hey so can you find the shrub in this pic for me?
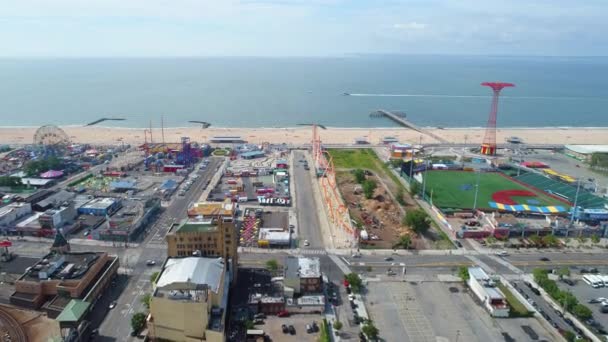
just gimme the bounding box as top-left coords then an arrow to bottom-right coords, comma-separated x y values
392,235 -> 412,250
362,180 -> 377,199
131,312 -> 147,333
353,169 -> 366,184
333,320 -> 343,330
404,209 -> 430,234
458,266 -> 469,282
572,304 -> 592,320
344,273 -> 363,293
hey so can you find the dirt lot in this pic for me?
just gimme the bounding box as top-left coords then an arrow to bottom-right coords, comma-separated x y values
336,171 -> 421,249
258,314 -> 323,342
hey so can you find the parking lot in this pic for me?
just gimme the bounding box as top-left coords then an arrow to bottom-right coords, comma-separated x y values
257,314 -> 322,342
556,274 -> 608,336
366,281 -> 560,342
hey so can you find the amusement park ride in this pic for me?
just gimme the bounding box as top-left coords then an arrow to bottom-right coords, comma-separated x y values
480,82 -> 515,156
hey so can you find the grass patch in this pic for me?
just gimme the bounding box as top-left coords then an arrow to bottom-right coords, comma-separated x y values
68,173 -> 93,187
328,149 -> 381,172
424,170 -> 565,210
497,282 -> 533,318
212,149 -> 228,156
320,319 -> 331,342
328,149 -> 406,193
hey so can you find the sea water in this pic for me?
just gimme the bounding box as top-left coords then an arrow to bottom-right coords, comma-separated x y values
0,55 -> 606,128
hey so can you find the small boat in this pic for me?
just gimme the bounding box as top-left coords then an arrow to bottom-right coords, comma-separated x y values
343,92 -> 351,96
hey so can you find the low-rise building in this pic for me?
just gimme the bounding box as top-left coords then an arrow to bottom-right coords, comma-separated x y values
38,204 -> 77,230
467,267 -> 509,318
148,257 -> 230,342
78,197 -> 121,216
187,200 -> 236,220
0,202 -> 32,230
10,250 -> 119,319
284,256 -> 322,295
257,228 -> 290,248
166,217 -> 238,281
32,190 -> 75,212
94,198 -> 160,241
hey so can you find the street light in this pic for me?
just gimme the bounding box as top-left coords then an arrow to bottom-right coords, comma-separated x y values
570,178 -> 582,223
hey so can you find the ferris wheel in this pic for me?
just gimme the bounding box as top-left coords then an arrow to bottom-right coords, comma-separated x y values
33,125 -> 70,146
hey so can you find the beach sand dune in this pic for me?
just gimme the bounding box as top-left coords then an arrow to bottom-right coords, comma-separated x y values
0,126 -> 606,146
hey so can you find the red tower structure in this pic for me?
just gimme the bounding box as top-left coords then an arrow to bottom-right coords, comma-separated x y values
480,82 -> 515,155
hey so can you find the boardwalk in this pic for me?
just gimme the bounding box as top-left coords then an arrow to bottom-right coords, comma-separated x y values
372,110 -> 449,143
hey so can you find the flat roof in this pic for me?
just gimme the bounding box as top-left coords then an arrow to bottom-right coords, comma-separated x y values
156,257 -> 224,293
175,219 -> 219,233
81,197 -> 117,209
565,145 -> 608,154
187,201 -> 235,217
285,256 -> 320,279
468,267 -> 489,281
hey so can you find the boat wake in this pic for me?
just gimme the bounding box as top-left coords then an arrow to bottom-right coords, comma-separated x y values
347,93 -> 599,100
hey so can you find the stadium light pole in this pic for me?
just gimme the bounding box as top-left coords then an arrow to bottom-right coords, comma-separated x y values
472,170 -> 481,211
570,179 -> 581,223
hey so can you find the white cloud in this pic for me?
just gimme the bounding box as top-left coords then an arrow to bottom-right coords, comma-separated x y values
393,22 -> 427,30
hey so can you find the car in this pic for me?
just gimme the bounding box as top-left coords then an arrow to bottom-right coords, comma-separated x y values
454,240 -> 463,248
589,267 -> 599,274
277,310 -> 290,317
83,230 -> 90,236
109,301 -> 117,309
539,257 -> 550,262
130,331 -> 137,337
565,318 -> 574,326
312,321 -> 319,332
589,298 -> 601,304
306,324 -> 313,333
304,166 -> 310,170
303,240 -> 310,246
348,294 -> 355,301
580,268 -> 589,274
254,313 -> 266,319
91,329 -> 99,336
146,260 -> 156,266
289,224 -> 295,228
288,325 -> 296,335
352,252 -> 362,258
387,270 -> 396,276
253,318 -> 264,325
497,251 -> 509,257
384,257 -> 394,261
281,324 -> 289,334
562,278 -> 575,286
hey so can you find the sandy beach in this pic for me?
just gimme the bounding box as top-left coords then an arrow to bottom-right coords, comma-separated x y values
1,126 -> 606,146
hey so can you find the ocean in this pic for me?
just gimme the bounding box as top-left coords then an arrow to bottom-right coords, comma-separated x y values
0,56 -> 607,128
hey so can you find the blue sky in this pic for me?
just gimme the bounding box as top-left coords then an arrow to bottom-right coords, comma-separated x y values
1,0 -> 607,57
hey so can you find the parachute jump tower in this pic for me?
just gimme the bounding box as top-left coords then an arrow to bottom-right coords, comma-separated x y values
480,82 -> 514,155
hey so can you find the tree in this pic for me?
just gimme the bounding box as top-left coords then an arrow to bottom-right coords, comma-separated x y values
591,234 -> 600,244
344,273 -> 363,293
572,304 -> 593,320
557,267 -> 571,279
409,181 -> 421,196
333,320 -> 343,330
244,320 -> 255,329
265,259 -> 279,273
559,291 -> 578,312
362,180 -> 377,199
564,330 -> 576,342
458,266 -> 470,282
542,234 -> 559,247
141,294 -> 151,310
404,209 -> 430,234
150,272 -> 160,284
131,312 -> 147,333
0,176 -> 22,187
24,156 -> 63,177
353,169 -> 366,184
361,320 -> 379,339
392,235 -> 412,250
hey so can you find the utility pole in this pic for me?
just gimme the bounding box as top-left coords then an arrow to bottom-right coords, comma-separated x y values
161,115 -> 165,144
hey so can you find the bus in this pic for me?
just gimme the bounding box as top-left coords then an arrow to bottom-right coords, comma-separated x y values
583,275 -> 602,288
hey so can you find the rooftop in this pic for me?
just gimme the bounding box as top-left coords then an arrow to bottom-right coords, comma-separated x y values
565,145 -> 608,154
35,190 -> 75,209
175,218 -> 219,234
55,299 -> 90,323
22,252 -> 104,282
285,256 -> 320,279
156,257 -> 224,293
81,197 -> 117,209
187,200 -> 235,218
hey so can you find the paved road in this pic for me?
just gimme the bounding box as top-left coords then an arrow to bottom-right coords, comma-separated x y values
97,157 -> 224,341
292,151 -> 324,248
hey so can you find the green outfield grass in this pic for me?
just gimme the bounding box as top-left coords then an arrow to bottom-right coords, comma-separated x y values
423,171 -> 566,210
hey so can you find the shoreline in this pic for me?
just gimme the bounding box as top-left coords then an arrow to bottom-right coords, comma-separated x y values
1,125 -> 608,130
2,125 -> 607,146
